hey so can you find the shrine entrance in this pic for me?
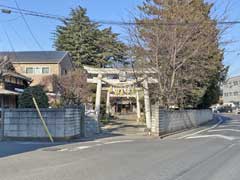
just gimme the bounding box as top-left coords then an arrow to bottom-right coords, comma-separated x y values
113,97 -> 137,114
84,66 -> 152,133
105,86 -> 141,119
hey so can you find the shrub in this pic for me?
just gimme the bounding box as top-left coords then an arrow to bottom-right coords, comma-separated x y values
18,85 -> 49,108
56,70 -> 89,106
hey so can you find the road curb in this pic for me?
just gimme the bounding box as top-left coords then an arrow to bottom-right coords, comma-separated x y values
159,116 -> 223,139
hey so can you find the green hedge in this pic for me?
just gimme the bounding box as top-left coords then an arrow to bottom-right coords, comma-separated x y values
18,85 -> 49,108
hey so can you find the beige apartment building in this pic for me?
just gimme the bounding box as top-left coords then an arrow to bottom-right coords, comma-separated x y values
222,75 -> 240,106
0,51 -> 74,93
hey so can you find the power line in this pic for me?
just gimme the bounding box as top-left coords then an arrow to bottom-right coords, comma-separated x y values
0,24 -> 15,52
0,4 -> 62,20
1,3 -> 240,27
13,0 -> 44,50
9,23 -> 31,49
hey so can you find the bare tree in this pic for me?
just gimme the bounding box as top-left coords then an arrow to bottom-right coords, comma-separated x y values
58,70 -> 90,105
41,70 -> 89,106
128,0 -> 227,108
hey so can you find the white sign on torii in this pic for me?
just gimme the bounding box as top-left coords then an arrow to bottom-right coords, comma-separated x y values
83,66 -> 152,129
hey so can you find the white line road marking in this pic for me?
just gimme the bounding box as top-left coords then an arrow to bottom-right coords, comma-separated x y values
227,120 -> 240,122
208,129 -> 240,133
70,146 -> 91,152
103,140 -> 134,145
186,134 -> 236,141
227,121 -> 240,124
219,125 -> 240,128
95,143 -> 103,146
58,148 -> 69,152
76,146 -> 91,150
56,140 -> 135,152
178,116 -> 224,139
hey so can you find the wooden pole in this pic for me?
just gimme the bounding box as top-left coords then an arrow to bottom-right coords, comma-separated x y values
32,97 -> 54,143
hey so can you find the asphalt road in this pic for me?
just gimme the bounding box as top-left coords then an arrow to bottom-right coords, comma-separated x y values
1,114 -> 240,180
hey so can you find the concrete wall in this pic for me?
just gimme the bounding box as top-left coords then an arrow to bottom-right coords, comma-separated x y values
151,105 -> 213,135
84,110 -> 99,137
3,107 -> 87,140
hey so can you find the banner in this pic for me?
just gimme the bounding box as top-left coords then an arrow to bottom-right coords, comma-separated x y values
108,86 -> 136,96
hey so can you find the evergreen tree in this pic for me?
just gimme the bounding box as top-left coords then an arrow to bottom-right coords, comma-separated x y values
18,86 -> 49,108
54,7 -> 127,68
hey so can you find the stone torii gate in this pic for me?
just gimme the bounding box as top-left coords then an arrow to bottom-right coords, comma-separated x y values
83,66 -> 153,129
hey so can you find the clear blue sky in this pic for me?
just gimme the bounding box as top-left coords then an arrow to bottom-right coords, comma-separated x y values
0,0 -> 239,77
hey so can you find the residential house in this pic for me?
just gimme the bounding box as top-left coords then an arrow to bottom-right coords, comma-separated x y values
0,56 -> 31,108
0,51 -> 74,93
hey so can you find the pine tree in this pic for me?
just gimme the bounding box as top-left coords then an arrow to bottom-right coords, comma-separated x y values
54,7 -> 127,68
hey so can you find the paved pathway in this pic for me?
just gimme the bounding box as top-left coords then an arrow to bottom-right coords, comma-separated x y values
102,113 -> 146,135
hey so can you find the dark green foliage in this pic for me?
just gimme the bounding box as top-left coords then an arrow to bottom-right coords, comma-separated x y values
197,67 -> 228,108
54,6 -> 127,68
18,86 -> 49,108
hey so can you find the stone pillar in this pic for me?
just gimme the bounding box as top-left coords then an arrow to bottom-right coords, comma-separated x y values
95,73 -> 102,124
143,78 -> 151,129
151,103 -> 160,135
106,90 -> 110,116
136,91 -> 141,121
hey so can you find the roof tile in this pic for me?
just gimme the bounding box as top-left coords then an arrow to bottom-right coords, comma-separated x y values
0,51 -> 68,64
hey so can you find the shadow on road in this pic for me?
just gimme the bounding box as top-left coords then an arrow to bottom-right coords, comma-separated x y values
0,132 -> 125,158
0,141 -> 66,158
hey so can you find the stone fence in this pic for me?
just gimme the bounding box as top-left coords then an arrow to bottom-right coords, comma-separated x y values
1,107 -> 99,141
151,106 -> 213,135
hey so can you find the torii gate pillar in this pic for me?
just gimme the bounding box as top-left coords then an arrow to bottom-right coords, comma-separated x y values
143,78 -> 151,129
136,91 -> 141,121
106,90 -> 111,116
95,73 -> 102,124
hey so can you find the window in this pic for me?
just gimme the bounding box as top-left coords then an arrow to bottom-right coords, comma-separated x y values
34,67 -> 42,74
229,92 -> 233,96
0,82 -> 4,89
10,77 -> 16,84
25,67 -> 50,74
26,67 -> 33,74
42,67 -> 50,74
224,93 -> 228,97
234,92 -> 239,96
4,76 -> 10,82
16,79 -> 23,85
